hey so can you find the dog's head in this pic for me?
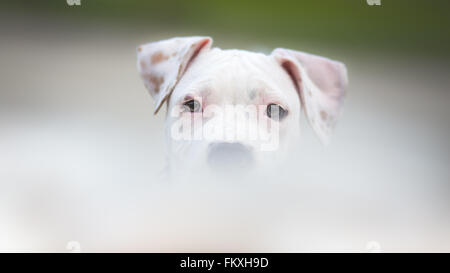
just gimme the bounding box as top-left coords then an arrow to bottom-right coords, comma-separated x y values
137,36 -> 348,176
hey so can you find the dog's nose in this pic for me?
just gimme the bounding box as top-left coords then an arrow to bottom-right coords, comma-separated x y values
207,142 -> 253,171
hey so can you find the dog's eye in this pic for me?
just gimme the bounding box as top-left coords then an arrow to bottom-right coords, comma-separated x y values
266,103 -> 288,120
183,99 -> 201,113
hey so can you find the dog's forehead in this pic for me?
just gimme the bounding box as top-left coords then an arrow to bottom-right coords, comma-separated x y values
172,48 -> 296,102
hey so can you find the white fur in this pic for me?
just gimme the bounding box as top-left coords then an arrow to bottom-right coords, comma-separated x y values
137,37 -> 348,178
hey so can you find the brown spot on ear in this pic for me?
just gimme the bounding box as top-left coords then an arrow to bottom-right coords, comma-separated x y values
137,46 -> 142,52
320,110 -> 328,121
151,51 -> 169,65
146,74 -> 164,92
140,60 -> 147,70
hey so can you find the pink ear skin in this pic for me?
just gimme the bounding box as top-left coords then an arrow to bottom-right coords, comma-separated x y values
271,48 -> 348,145
137,36 -> 213,114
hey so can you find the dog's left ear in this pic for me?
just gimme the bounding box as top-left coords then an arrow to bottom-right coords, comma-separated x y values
137,36 -> 213,114
271,48 -> 348,144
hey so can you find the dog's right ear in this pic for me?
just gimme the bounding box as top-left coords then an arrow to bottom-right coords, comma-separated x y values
137,36 -> 213,114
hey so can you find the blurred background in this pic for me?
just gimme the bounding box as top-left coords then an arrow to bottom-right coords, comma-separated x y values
0,0 -> 449,252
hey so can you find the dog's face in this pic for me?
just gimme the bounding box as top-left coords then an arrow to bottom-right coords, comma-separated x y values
137,37 -> 347,176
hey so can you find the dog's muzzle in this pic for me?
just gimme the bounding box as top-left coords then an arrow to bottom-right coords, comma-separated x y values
207,142 -> 253,172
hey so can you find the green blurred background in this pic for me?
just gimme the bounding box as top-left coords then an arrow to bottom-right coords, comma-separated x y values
3,0 -> 450,57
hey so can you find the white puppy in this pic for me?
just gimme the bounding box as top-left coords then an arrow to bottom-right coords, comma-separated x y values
137,36 -> 348,178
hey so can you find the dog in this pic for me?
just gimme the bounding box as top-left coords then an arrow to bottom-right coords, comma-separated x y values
137,36 -> 348,179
